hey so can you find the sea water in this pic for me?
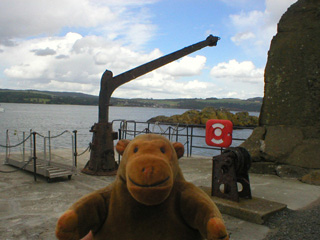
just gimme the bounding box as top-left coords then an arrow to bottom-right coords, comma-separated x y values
0,103 -> 259,156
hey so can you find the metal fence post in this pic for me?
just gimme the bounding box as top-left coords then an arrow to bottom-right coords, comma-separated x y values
30,129 -> 33,158
175,125 -> 179,142
190,126 -> 194,157
22,132 -> 25,162
44,134 -> 47,164
118,128 -> 122,140
186,126 -> 189,157
32,132 -> 37,181
73,130 -> 77,168
5,130 -> 9,163
147,122 -> 150,134
48,131 -> 51,166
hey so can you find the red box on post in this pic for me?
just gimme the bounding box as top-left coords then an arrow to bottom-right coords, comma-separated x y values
205,119 -> 233,148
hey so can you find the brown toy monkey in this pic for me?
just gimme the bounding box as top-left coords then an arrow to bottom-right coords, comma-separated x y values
56,134 -> 229,240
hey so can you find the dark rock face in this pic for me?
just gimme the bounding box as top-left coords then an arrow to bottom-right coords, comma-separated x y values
260,0 -> 320,128
242,0 -> 320,169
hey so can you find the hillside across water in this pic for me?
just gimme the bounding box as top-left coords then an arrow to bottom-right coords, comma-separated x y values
0,89 -> 262,112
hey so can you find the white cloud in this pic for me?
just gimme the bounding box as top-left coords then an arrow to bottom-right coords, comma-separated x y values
4,62 -> 47,79
1,29 -> 211,97
0,1 -> 111,40
0,0 -> 276,100
229,0 -> 297,57
231,10 -> 265,29
31,47 -> 57,56
0,0 -> 159,94
0,0 -> 157,48
231,32 -> 255,45
209,59 -> 264,99
110,55 -> 211,99
210,59 -> 264,83
265,0 -> 297,24
113,70 -> 260,100
110,57 -> 264,100
1,28 -> 264,99
160,55 -> 207,77
113,73 -> 217,99
35,80 -> 98,94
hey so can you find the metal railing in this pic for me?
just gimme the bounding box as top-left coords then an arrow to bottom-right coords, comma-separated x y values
112,120 -> 254,157
1,121 -> 254,180
0,130 -> 82,181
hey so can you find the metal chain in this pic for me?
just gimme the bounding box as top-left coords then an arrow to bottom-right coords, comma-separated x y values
47,130 -> 71,139
77,145 -> 90,156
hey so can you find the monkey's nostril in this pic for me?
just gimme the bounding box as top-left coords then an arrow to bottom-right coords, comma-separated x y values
142,166 -> 154,175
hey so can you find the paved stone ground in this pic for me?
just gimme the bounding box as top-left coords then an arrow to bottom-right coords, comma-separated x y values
0,150 -> 319,240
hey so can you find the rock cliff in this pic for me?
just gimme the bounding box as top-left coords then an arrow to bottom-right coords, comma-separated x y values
242,0 -> 320,169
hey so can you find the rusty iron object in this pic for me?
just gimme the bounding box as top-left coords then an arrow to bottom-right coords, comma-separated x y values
82,35 -> 220,176
211,147 -> 252,202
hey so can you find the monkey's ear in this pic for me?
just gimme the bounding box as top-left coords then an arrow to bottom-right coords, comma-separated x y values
172,142 -> 184,159
116,139 -> 131,156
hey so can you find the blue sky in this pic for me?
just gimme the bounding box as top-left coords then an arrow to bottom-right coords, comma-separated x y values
0,0 -> 297,99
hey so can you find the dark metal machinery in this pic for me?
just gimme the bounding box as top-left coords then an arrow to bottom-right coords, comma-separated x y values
212,147 -> 252,202
82,35 -> 220,175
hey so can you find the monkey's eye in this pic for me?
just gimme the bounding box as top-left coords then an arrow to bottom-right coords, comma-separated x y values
160,147 -> 166,153
133,147 -> 138,153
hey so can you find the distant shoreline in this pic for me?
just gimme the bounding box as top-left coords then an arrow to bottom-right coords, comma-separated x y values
0,89 -> 262,112
0,102 -> 261,114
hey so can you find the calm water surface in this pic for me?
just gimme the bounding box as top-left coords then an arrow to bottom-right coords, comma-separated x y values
0,103 -> 258,156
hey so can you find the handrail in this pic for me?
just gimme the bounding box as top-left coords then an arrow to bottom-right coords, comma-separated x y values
0,130 -> 83,181
112,119 -> 253,157
1,121 -> 253,177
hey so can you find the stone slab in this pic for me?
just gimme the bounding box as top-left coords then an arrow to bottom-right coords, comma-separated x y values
200,186 -> 287,225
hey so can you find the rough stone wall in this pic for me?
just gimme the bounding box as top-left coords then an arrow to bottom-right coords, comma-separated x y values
242,0 -> 320,169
